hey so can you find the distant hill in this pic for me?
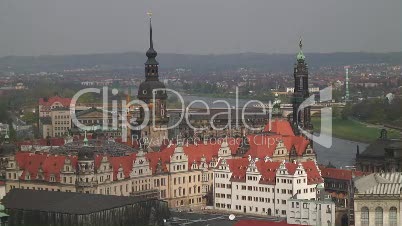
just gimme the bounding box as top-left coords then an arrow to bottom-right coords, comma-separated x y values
0,52 -> 401,73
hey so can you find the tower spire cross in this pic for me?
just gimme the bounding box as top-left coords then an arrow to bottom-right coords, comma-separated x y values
147,11 -> 153,49
299,36 -> 303,50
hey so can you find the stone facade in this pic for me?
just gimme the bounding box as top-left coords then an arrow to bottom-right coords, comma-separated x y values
354,173 -> 401,226
287,189 -> 336,226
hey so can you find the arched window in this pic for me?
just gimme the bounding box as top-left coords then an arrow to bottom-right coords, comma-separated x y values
389,207 -> 397,226
327,220 -> 331,226
361,207 -> 369,226
289,211 -> 295,218
375,207 -> 383,226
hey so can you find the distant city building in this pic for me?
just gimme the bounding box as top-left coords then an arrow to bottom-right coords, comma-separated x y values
81,81 -> 95,86
51,107 -> 72,137
354,173 -> 401,226
168,108 -> 268,140
38,96 -> 72,118
0,132 -> 17,180
39,117 -> 52,138
73,107 -> 121,130
0,181 -> 5,200
286,87 -> 319,93
38,96 -> 73,138
14,82 -> 26,90
0,124 -> 9,137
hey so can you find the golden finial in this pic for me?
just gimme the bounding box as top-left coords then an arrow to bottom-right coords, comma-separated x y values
299,36 -> 303,50
147,11 -> 153,19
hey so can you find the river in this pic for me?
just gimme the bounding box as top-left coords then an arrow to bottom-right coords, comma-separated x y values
313,135 -> 368,168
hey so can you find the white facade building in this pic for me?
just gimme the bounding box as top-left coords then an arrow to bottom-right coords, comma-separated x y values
287,185 -> 336,226
214,157 -> 323,218
286,87 -> 320,93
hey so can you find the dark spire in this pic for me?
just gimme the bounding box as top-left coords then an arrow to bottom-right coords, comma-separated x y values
149,14 -> 153,50
145,11 -> 158,63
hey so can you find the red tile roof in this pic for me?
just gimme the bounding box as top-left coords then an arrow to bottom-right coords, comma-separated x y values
225,158 -> 250,182
319,166 -> 369,181
146,138 -> 241,174
218,158 -> 323,185
15,151 -> 139,182
264,119 -> 295,136
17,137 -> 66,147
108,153 -> 137,180
16,152 -> 78,182
245,134 -> 310,158
39,96 -> 72,107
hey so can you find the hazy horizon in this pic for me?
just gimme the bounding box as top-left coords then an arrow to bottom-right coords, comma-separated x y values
2,50 -> 402,59
0,0 -> 401,57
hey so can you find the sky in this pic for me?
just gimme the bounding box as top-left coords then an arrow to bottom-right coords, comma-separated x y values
0,0 -> 401,57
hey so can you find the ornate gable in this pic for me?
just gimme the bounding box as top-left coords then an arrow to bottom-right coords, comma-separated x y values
169,142 -> 189,173
273,139 -> 288,156
130,150 -> 151,178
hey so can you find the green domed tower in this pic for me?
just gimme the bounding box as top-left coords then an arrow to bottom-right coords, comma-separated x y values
292,38 -> 312,133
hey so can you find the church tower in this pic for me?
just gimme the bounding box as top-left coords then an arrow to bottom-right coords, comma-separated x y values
136,12 -> 168,148
292,38 -> 311,133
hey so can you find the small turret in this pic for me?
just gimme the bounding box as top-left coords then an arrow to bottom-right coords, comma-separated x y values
296,37 -> 305,62
83,131 -> 89,147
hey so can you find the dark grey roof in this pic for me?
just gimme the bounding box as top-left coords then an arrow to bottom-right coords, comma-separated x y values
186,108 -> 268,121
51,106 -> 69,111
50,139 -> 136,157
75,107 -> 109,117
137,80 -> 167,100
360,139 -> 402,157
3,189 -> 153,215
0,143 -> 17,157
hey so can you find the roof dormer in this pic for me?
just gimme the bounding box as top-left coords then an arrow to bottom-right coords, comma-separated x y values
295,162 -> 306,175
246,158 -> 260,174
218,138 -> 231,158
277,160 -> 289,175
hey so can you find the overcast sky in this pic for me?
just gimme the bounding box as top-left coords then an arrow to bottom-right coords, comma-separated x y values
0,0 -> 401,57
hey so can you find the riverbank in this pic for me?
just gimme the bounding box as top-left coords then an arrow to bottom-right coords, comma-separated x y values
312,117 -> 401,143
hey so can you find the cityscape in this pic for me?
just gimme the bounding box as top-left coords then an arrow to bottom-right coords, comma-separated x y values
0,1 -> 401,226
